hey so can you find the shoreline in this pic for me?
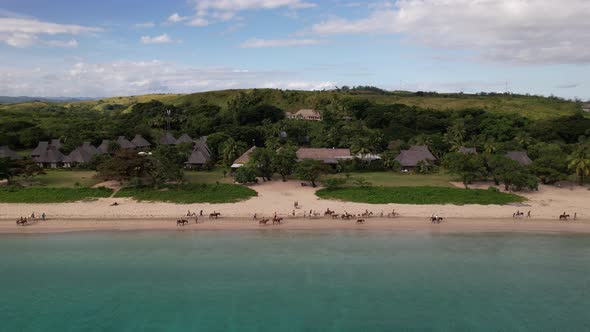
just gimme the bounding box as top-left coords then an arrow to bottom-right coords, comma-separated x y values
2,217 -> 590,235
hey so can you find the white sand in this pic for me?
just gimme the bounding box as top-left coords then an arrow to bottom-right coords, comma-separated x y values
0,181 -> 588,234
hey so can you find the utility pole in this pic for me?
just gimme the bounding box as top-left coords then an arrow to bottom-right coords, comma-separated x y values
166,109 -> 171,131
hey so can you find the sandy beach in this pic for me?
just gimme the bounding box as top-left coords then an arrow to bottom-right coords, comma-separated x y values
1,181 -> 589,234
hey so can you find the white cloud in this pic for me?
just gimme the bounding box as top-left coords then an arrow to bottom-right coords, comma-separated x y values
167,13 -> 189,23
310,0 -> 590,64
135,21 -> 155,28
240,38 -> 322,48
0,17 -> 102,48
0,60 -> 337,97
140,34 -> 173,44
45,39 -> 79,48
171,0 -> 316,27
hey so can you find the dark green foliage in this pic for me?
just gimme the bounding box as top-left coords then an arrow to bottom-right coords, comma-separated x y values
317,186 -> 524,205
0,158 -> 44,183
115,183 -> 256,203
295,159 -> 328,187
273,145 -> 298,181
248,147 -> 275,180
443,152 -> 487,187
235,166 -> 258,184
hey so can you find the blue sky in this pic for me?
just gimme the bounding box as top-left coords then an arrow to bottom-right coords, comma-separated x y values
0,0 -> 589,99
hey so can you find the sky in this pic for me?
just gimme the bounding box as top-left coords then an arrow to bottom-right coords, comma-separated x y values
0,0 -> 589,99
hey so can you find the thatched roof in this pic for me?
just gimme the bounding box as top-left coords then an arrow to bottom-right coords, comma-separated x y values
0,146 -> 21,160
185,150 -> 208,165
117,136 -> 136,149
287,109 -> 322,120
35,147 -> 64,163
458,147 -> 477,154
97,140 -> 111,154
296,148 -> 351,164
159,132 -> 177,145
50,139 -> 63,150
176,133 -> 193,145
131,135 -> 151,148
231,146 -> 256,168
194,137 -> 211,159
81,142 -> 99,156
506,151 -> 532,165
395,145 -> 437,167
31,141 -> 49,157
64,147 -> 94,164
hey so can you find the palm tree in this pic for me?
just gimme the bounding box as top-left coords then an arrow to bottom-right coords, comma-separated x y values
221,138 -> 241,167
568,145 -> 590,185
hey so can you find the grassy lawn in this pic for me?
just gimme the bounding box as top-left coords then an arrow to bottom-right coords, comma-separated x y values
19,170 -> 101,188
323,172 -> 456,187
0,187 -> 113,203
184,169 -> 232,184
114,183 -> 256,204
316,186 -> 524,205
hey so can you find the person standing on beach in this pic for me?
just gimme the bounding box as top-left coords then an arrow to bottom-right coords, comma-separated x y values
527,211 -> 531,218
41,213 -> 46,220
574,212 -> 577,220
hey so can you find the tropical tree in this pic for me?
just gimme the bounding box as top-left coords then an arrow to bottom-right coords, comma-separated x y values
248,147 -> 275,181
295,159 -> 327,187
568,144 -> 590,185
443,152 -> 486,188
221,138 -> 247,167
273,145 -> 298,181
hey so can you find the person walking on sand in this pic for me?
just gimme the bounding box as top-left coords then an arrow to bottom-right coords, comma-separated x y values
527,211 -> 531,218
574,212 -> 577,220
200,210 -> 203,217
41,213 -> 46,221
253,213 -> 257,220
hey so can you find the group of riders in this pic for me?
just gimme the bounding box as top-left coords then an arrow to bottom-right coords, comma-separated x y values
16,212 -> 46,226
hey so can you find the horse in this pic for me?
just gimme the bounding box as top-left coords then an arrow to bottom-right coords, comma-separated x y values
430,216 -> 444,224
356,218 -> 365,224
513,211 -> 524,218
362,211 -> 373,218
259,218 -> 270,225
209,212 -> 221,219
341,213 -> 353,220
176,219 -> 188,226
16,218 -> 27,226
331,214 -> 340,219
273,217 -> 283,225
559,213 -> 570,221
324,209 -> 334,216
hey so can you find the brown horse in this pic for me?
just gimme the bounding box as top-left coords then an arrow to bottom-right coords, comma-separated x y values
341,213 -> 353,220
356,218 -> 365,224
16,218 -> 28,226
273,217 -> 283,225
209,212 -> 221,219
176,219 -> 188,226
559,214 -> 570,221
259,218 -> 270,225
430,216 -> 444,224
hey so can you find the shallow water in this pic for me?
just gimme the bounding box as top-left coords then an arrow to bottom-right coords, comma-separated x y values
1,231 -> 589,331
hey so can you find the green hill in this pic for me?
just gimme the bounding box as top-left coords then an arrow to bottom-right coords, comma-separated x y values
5,89 -> 575,120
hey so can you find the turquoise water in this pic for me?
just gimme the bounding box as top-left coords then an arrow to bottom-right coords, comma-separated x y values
1,231 -> 590,331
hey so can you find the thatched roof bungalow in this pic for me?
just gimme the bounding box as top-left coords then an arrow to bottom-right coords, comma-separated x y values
231,146 -> 256,169
63,147 -> 94,167
31,141 -> 49,157
35,147 -> 65,168
395,145 -> 437,169
131,135 -> 151,149
97,140 -> 111,154
81,142 -> 99,156
116,136 -> 136,150
506,151 -> 532,165
0,146 -> 21,160
159,132 -> 177,145
185,137 -> 212,168
176,133 -> 193,145
296,148 -> 351,164
286,109 -> 322,121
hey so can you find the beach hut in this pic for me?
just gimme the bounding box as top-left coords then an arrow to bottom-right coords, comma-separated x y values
35,147 -> 65,168
97,140 -> 111,154
159,132 -> 177,145
0,146 -> 22,160
31,141 -> 49,158
458,147 -> 478,154
185,137 -> 212,169
176,133 -> 193,145
231,146 -> 256,169
131,135 -> 151,149
506,151 -> 532,165
116,136 -> 136,150
63,147 -> 94,168
296,148 -> 352,165
395,145 -> 437,171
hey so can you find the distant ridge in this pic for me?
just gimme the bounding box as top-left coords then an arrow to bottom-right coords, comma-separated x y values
0,96 -> 94,104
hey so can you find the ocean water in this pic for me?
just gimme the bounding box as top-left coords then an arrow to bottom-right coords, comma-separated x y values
1,231 -> 589,331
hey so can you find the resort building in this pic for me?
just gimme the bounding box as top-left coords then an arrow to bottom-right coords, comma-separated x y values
63,147 -> 94,168
395,145 -> 438,171
185,137 -> 212,169
116,136 -> 136,150
286,109 -> 322,121
34,147 -> 65,168
458,147 -> 478,154
231,146 -> 257,169
31,141 -> 49,158
131,135 -> 151,149
296,148 -> 352,165
0,146 -> 21,160
506,151 -> 532,165
159,132 -> 177,145
176,133 -> 193,145
97,140 -> 111,154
